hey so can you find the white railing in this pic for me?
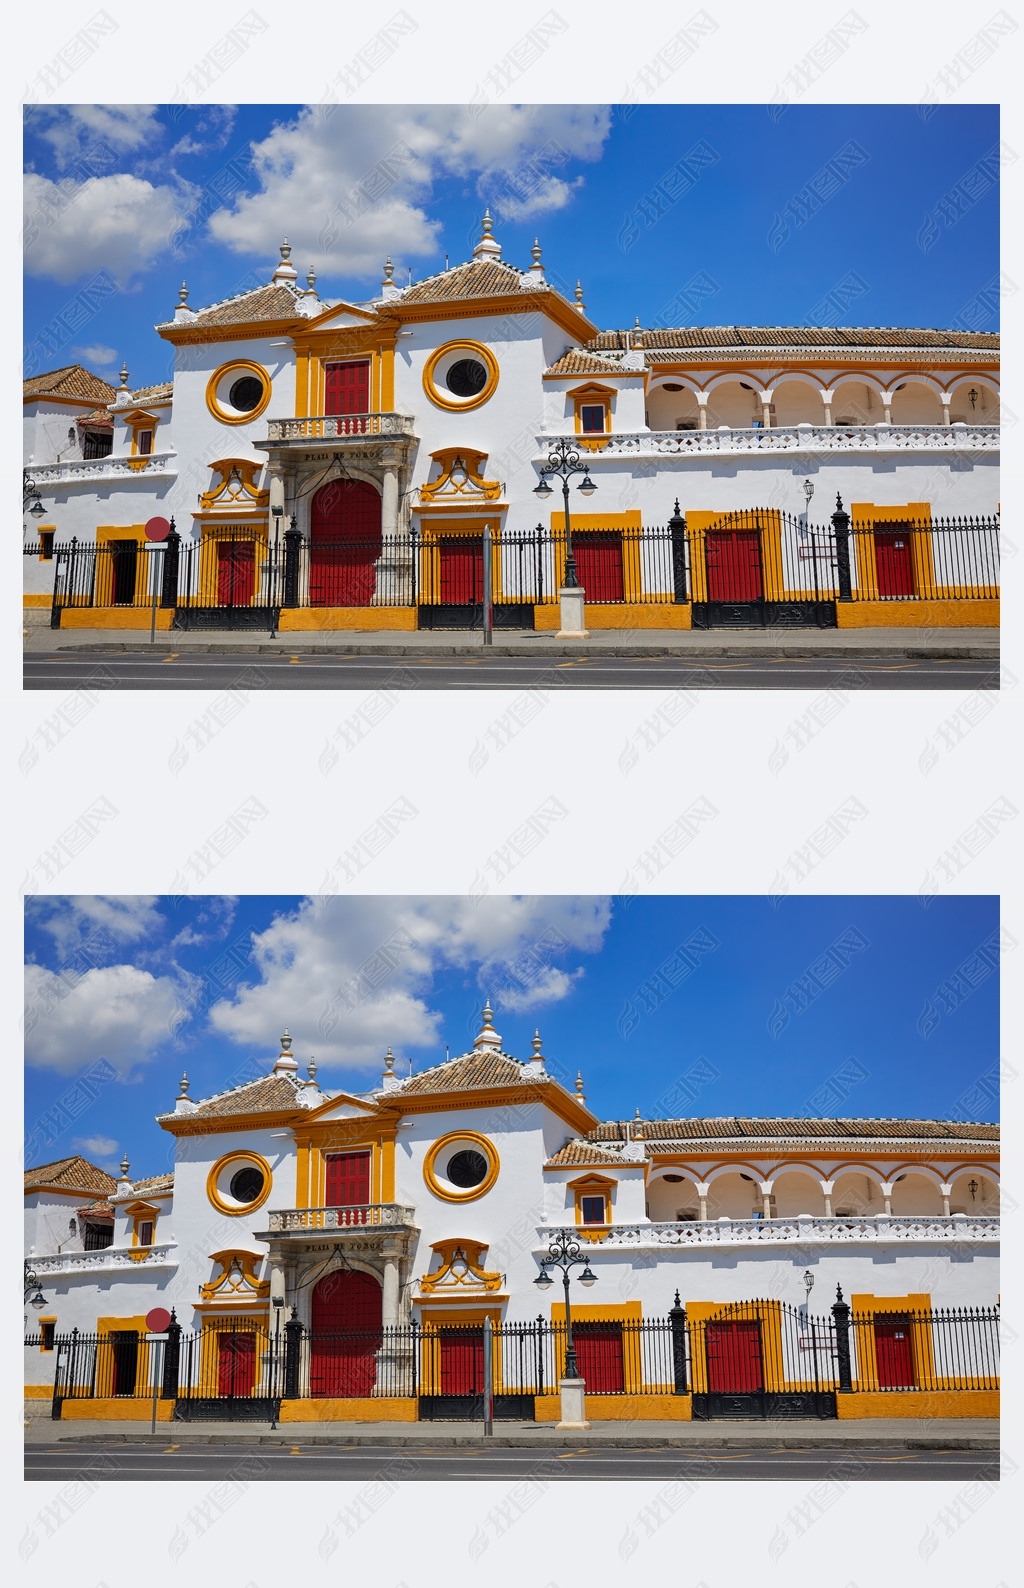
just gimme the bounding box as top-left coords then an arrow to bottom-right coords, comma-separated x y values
265,1204 -> 417,1231
30,1243 -> 178,1274
28,452 -> 178,485
538,1215 -> 999,1249
538,424 -> 1000,459
265,413 -> 417,441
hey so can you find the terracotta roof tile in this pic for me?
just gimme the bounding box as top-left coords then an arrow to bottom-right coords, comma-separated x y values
401,1050 -> 530,1094
24,1156 -> 118,1194
181,284 -> 304,328
131,1174 -> 174,1193
399,258 -> 537,305
544,350 -> 628,376
157,1073 -> 302,1120
544,1141 -> 628,1167
587,327 -> 999,355
130,383 -> 173,402
23,365 -> 117,402
77,410 -> 113,427
586,1117 -> 999,1145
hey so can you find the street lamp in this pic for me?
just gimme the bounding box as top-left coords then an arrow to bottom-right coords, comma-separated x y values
533,437 -> 597,589
24,1262 -> 48,1310
802,479 -> 814,510
803,1269 -> 815,1304
534,1228 -> 597,1380
23,477 -> 45,517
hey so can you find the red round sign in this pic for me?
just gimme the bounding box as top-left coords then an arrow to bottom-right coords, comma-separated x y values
145,1307 -> 172,1333
144,516 -> 171,542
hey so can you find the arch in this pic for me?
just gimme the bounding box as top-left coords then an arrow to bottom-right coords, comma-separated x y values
646,375 -> 704,397
947,1167 -> 1000,1212
944,372 -> 999,399
310,477 -> 382,606
310,1269 -> 383,1397
886,1167 -> 946,1215
768,1165 -> 832,1217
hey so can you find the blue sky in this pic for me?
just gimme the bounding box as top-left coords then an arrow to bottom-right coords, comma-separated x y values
23,103 -> 999,389
24,895 -> 999,1184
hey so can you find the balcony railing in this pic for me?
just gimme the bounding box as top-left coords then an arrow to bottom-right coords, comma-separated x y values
27,452 -> 178,485
264,413 -> 416,442
264,1204 -> 417,1232
545,423 -> 1000,459
539,1215 -> 1000,1249
29,1243 -> 178,1274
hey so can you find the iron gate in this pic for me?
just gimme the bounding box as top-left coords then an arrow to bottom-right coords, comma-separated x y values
689,1299 -> 839,1420
691,510 -> 838,629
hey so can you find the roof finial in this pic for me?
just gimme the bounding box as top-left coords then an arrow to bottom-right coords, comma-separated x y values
532,1028 -> 543,1056
482,208 -> 493,235
573,280 -> 586,314
307,1056 -> 318,1080
273,1028 -> 299,1075
473,210 -> 502,262
118,362 -> 130,389
384,1045 -> 395,1073
575,1070 -> 585,1099
634,315 -> 641,330
531,238 -> 542,265
177,1070 -> 189,1097
635,1106 -> 641,1120
473,999 -> 502,1052
482,998 -> 494,1027
280,237 -> 292,260
178,281 -> 189,305
271,239 -> 299,287
306,266 -> 317,291
383,255 -> 394,281
280,1029 -> 292,1051
119,1154 -> 130,1178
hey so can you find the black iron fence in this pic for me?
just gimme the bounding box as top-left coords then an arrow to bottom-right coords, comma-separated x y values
39,503 -> 1000,631
32,1293 -> 998,1422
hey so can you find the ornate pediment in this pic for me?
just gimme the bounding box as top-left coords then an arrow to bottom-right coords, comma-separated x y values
418,448 -> 501,504
200,1248 -> 270,1302
200,458 -> 270,510
418,1238 -> 503,1295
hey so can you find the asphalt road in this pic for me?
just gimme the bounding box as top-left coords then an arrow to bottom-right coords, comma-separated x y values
23,652 -> 999,691
24,1440 -> 999,1481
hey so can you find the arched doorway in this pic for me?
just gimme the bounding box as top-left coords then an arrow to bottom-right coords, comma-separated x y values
310,1268 -> 382,1396
310,478 -> 382,605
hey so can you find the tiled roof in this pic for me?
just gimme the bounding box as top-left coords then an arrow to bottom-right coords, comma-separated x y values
131,1174 -> 174,1194
157,1073 -> 303,1120
77,410 -> 113,427
545,350 -> 628,376
180,284 -> 304,328
545,1141 -> 629,1167
587,1118 -> 999,1145
24,1156 -> 118,1194
401,1050 -> 532,1094
130,383 -> 173,403
23,365 -> 117,402
587,327 -> 1000,354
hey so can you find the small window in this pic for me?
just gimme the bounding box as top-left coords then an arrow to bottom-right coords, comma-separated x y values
675,1210 -> 698,1222
136,429 -> 153,456
447,1149 -> 489,1188
83,431 -> 113,459
229,1166 -> 265,1204
40,1322 -> 55,1351
228,375 -> 265,412
137,1220 -> 154,1247
39,530 -> 54,561
581,1194 -> 607,1225
675,420 -> 697,431
445,359 -> 488,398
83,1223 -> 113,1250
580,404 -> 606,434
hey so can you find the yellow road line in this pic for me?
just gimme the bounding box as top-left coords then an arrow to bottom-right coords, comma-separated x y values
161,653 -> 180,662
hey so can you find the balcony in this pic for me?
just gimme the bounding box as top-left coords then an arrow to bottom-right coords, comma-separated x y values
27,452 -> 178,486
263,1204 -> 417,1232
263,413 -> 417,443
29,1243 -> 178,1274
541,424 -> 1000,460
539,1215 -> 999,1251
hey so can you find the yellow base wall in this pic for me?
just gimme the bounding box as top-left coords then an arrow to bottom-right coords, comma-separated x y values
279,1398 -> 418,1422
23,594 -> 51,608
837,1389 -> 998,1419
59,608 -> 175,630
534,1394 -> 691,1422
24,1385 -> 52,1399
279,608 -> 417,631
534,604 -> 691,631
61,1399 -> 175,1421
836,600 -> 998,629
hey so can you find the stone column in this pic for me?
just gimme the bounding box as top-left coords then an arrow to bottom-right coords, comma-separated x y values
758,1182 -> 774,1219
819,1179 -> 835,1217
695,391 -> 709,430
381,1243 -> 401,1328
758,390 -> 773,429
941,396 -> 951,426
696,1182 -> 711,1221
381,464 -> 399,537
268,467 -> 286,517
881,395 -> 893,425
375,447 -> 412,607
880,1181 -> 895,1215
819,389 -> 834,426
940,1183 -> 953,1216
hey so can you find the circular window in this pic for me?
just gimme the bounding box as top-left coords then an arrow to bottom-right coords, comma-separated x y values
447,1149 -> 488,1188
422,340 -> 498,412
228,375 -> 264,412
207,1151 -> 273,1215
206,360 -> 272,425
229,1166 -> 265,1203
446,359 -> 487,398
424,1131 -> 499,1202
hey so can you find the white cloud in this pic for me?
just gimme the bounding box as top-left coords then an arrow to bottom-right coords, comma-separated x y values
28,896 -> 165,958
72,1134 -> 119,1158
24,171 -> 192,285
30,105 -> 164,167
207,105 -> 611,278
208,896 -> 611,1069
73,343 -> 118,366
25,963 -> 190,1077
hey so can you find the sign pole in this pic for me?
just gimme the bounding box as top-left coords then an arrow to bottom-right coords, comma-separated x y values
483,1315 -> 493,1436
150,1336 -> 163,1433
482,525 -> 493,646
143,518 -> 172,643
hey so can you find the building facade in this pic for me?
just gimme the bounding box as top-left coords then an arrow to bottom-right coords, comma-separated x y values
24,216 -> 999,631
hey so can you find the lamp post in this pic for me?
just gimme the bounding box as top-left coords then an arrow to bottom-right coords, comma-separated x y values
533,436 -> 597,591
24,1262 -> 48,1313
534,1228 -> 597,1381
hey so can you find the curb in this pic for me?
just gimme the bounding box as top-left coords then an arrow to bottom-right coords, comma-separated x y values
26,643 -> 1000,661
35,1430 -> 999,1451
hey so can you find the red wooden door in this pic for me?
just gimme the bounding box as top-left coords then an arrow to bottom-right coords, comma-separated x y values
573,1323 -> 625,1391
874,528 -> 915,597
439,537 -> 483,604
706,1320 -> 763,1392
310,1271 -> 382,1397
874,1317 -> 915,1387
217,541 -> 255,605
325,361 -> 370,430
325,1151 -> 371,1221
310,479 -> 382,605
705,531 -> 763,601
439,1329 -> 485,1394
572,533 -> 624,601
217,1332 -> 256,1396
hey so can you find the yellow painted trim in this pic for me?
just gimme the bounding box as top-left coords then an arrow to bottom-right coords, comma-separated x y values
24,593 -> 53,608
850,503 -> 933,600
61,1399 -> 175,1421
382,1134 -> 395,1203
91,1314 -> 150,1399
280,1398 -> 418,1421
381,342 -> 395,410
536,1393 -> 691,1421
569,384 -> 614,447
201,1249 -> 271,1302
205,359 -> 272,425
58,607 -> 175,630
423,1130 -> 499,1203
568,1173 -> 615,1233
24,1384 -> 54,1398
419,448 -> 502,504
835,599 -> 998,628
550,508 -> 644,595
549,1301 -> 646,1389
389,290 -> 599,342
129,1202 -> 160,1259
685,508 -> 788,604
160,317 -> 305,346
161,1107 -> 305,1137
38,1316 -> 57,1352
200,458 -> 269,510
24,392 -> 118,408
836,1389 -> 998,1419
126,409 -> 160,461
206,1150 -> 273,1216
422,340 -> 499,412
89,524 -> 149,608
419,1238 -> 503,1295
399,1082 -> 598,1135
295,349 -> 309,419
296,1139 -> 310,1209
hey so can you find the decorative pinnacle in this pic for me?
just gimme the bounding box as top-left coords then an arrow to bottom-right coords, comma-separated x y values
279,237 -> 292,260
384,1045 -> 395,1073
118,362 -> 129,388
280,1029 -> 292,1051
119,1154 -> 130,1178
481,209 -> 493,236
574,280 -> 584,303
575,1071 -> 584,1095
531,1029 -> 543,1056
306,266 -> 317,290
178,281 -> 189,304
383,255 -> 394,281
674,1289 -> 681,1306
307,1056 -> 317,1080
531,238 -> 542,265
635,1106 -> 642,1121
634,315 -> 641,330
178,1071 -> 189,1096
481,998 -> 494,1027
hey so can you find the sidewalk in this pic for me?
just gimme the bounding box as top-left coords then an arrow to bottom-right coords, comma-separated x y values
23,625 -> 999,659
25,1415 -> 998,1449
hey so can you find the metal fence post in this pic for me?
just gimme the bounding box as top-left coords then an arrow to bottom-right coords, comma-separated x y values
482,524 -> 493,645
284,1309 -> 303,1399
162,1309 -> 181,1398
669,500 -> 688,603
669,1291 -> 689,1394
283,517 -> 302,608
832,1284 -> 854,1393
483,1316 -> 494,1434
831,494 -> 853,601
160,523 -> 180,608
